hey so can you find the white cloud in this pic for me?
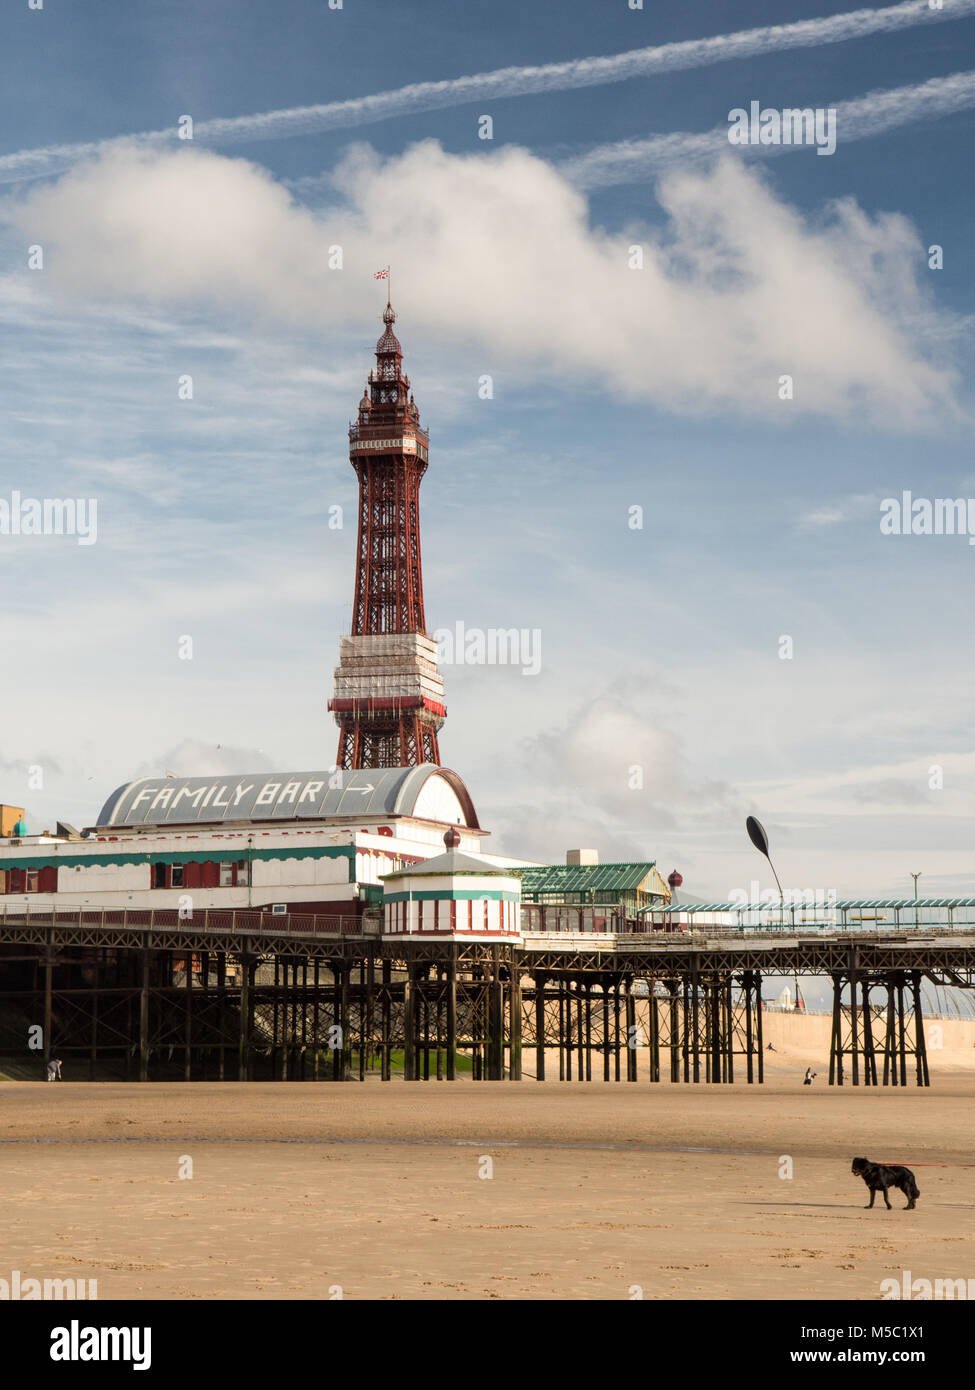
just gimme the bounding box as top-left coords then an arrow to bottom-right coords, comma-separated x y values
2,142 -> 959,424
132,740 -> 276,781
798,493 -> 875,526
521,689 -> 737,832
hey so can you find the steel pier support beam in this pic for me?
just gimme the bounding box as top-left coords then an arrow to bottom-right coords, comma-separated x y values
446,957 -> 457,1081
829,972 -> 843,1086
584,984 -> 592,1082
509,965 -> 522,1081
558,982 -> 566,1081
487,975 -> 504,1080
625,986 -> 637,1082
755,971 -> 764,1083
861,979 -> 878,1086
381,960 -> 391,1081
691,963 -> 702,1084
883,975 -> 896,1086
710,980 -> 722,1083
912,972 -> 930,1087
897,975 -> 908,1087
575,987 -> 584,1082
403,967 -> 416,1081
43,941 -> 53,1069
216,952 -> 226,1082
337,961 -> 351,1081
646,988 -> 657,1083
613,984 -> 622,1083
89,979 -> 99,1082
849,947 -> 860,1087
238,955 -> 251,1081
533,973 -> 545,1081
139,951 -> 150,1083
184,949 -> 193,1082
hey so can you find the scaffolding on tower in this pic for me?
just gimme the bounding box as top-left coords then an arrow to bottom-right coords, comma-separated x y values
327,298 -> 446,769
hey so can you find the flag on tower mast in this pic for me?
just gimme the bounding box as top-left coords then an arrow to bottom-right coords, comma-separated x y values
373,268 -> 389,280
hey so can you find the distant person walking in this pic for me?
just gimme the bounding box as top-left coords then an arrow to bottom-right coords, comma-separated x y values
46,1058 -> 62,1082
803,1067 -> 817,1086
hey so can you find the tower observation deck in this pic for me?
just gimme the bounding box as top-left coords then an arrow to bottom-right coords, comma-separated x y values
328,302 -> 446,768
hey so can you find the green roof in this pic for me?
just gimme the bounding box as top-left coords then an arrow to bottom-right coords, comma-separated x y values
516,862 -> 659,895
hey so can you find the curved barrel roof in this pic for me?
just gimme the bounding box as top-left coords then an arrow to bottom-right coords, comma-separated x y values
95,765 -> 479,830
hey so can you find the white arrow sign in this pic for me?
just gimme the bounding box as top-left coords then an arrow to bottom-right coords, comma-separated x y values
344,783 -> 375,795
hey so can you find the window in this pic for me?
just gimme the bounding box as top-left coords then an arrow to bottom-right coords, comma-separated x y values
151,863 -> 185,889
218,860 -> 248,887
0,867 -> 54,894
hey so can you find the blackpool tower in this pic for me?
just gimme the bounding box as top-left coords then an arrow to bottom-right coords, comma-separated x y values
327,300 -> 446,768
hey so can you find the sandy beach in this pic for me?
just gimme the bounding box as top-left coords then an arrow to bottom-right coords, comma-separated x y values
2,1022 -> 973,1302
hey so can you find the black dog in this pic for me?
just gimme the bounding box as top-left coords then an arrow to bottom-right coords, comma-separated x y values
851,1156 -> 919,1210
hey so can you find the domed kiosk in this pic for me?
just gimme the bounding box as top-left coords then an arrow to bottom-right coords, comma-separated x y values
381,828 -> 522,941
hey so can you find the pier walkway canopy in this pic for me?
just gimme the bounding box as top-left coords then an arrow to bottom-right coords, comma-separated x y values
95,765 -> 479,831
648,898 -> 975,933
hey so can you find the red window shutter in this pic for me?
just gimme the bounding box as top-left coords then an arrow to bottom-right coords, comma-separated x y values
38,866 -> 58,893
183,862 -> 202,889
201,862 -> 220,889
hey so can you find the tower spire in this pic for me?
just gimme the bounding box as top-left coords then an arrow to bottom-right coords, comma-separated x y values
326,303 -> 446,769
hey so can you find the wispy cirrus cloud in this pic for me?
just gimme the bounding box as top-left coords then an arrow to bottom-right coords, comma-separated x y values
559,69 -> 975,188
0,0 -> 972,186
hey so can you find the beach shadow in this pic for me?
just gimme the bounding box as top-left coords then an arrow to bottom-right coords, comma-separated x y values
739,1201 -> 854,1209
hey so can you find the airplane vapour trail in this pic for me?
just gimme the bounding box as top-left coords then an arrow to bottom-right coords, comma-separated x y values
0,0 -> 972,185
558,70 -> 975,187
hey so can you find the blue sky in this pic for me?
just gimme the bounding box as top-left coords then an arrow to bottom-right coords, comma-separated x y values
1,0 -> 975,903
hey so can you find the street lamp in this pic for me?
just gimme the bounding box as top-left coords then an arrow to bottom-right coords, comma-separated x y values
745,816 -> 784,921
746,815 -> 801,1008
911,871 -> 921,930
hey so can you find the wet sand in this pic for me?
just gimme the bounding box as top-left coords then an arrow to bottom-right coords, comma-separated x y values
2,1062 -> 973,1300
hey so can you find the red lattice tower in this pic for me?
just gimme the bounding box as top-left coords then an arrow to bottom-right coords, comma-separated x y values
327,301 -> 446,768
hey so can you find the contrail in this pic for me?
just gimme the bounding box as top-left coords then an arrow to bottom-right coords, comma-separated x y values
0,0 -> 972,185
558,69 -> 975,187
